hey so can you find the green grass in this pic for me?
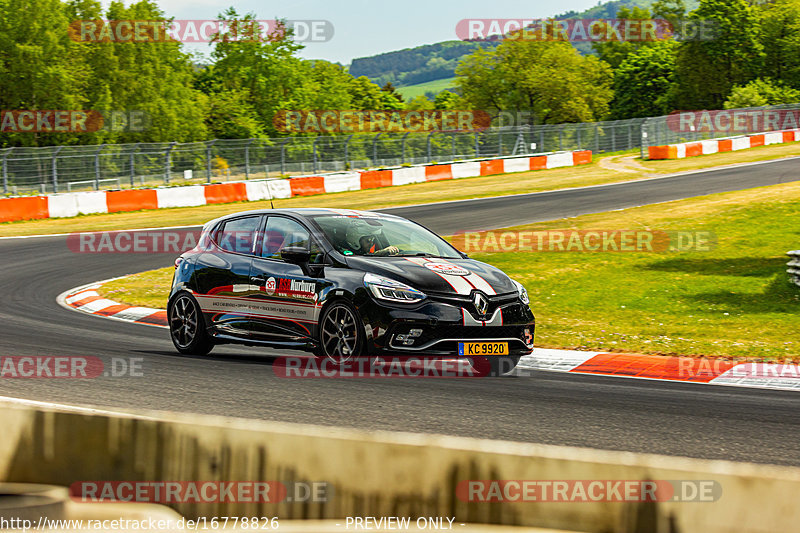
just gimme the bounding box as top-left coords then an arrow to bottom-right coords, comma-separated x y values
99,181 -> 800,360
3,142 -> 800,238
396,77 -> 457,100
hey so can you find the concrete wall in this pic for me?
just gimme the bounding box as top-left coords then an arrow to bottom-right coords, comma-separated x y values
1,401 -> 799,532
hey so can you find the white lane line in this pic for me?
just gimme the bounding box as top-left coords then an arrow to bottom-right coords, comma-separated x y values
382,155 -> 800,211
0,224 -> 201,240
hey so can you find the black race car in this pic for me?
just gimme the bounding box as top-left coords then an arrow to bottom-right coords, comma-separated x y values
168,208 -> 535,375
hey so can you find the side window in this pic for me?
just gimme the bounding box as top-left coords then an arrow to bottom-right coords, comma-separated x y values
261,217 -> 323,263
216,216 -> 261,255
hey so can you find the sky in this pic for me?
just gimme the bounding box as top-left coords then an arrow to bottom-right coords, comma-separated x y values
116,0 -> 607,64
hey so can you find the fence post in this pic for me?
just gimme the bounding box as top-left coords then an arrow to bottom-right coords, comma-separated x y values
595,123 -> 600,153
498,130 -> 503,156
2,148 -> 10,195
640,119 -> 649,160
94,144 -> 105,190
426,132 -> 434,163
611,124 -> 616,152
129,143 -> 140,188
313,137 -> 321,173
165,142 -> 176,184
577,127 -> 582,150
206,140 -> 215,184
344,135 -> 353,168
52,146 -> 63,193
558,127 -> 564,151
373,133 -> 383,166
628,123 -> 633,151
398,132 -> 408,164
474,132 -> 479,158
280,140 -> 289,175
245,138 -> 253,179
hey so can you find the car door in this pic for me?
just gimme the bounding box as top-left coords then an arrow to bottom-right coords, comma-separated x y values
248,216 -> 326,344
192,214 -> 263,337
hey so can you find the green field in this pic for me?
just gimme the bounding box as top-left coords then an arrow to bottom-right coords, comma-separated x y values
99,181 -> 800,360
396,77 -> 458,100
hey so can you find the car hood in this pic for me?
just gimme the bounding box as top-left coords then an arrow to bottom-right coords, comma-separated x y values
346,256 -> 517,296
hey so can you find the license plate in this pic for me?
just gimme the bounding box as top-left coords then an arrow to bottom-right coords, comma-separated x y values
458,342 -> 508,356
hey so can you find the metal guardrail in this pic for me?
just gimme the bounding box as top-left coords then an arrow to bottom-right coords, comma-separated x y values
640,103 -> 800,159
0,121 -> 643,196
788,250 -> 800,287
3,102 -> 800,195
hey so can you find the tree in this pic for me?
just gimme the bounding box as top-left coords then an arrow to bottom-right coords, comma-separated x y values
652,0 -> 687,31
670,0 -> 764,110
610,40 -> 678,118
723,78 -> 800,108
592,6 -> 653,70
380,82 -> 404,110
456,34 -> 613,124
0,0 -> 86,146
405,95 -> 435,110
202,89 -> 264,139
209,10 -> 312,136
434,90 -> 460,110
760,0 -> 800,90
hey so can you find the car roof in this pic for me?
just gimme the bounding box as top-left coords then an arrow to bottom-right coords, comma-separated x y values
204,208 -> 404,227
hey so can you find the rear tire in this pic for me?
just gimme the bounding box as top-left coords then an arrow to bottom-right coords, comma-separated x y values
168,292 -> 214,356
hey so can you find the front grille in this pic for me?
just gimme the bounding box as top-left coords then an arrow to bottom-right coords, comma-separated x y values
427,291 -> 519,319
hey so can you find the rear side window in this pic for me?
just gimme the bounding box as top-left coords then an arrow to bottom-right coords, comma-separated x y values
261,216 -> 323,263
216,216 -> 261,255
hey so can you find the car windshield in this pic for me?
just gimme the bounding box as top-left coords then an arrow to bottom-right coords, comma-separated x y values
310,215 -> 461,258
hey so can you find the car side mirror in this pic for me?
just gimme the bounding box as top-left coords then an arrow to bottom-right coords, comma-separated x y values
459,251 -> 469,259
281,246 -> 311,265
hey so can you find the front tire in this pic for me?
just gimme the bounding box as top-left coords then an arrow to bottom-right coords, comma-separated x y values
317,301 -> 365,364
168,292 -> 214,356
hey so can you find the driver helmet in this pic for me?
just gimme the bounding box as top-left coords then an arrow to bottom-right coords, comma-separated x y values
345,220 -> 383,253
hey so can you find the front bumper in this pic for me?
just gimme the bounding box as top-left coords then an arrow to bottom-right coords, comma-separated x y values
356,292 -> 535,357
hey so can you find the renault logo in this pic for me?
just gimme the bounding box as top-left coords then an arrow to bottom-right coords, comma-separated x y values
472,292 -> 489,316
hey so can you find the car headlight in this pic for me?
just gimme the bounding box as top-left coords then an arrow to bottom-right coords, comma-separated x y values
364,273 -> 426,303
511,279 -> 529,305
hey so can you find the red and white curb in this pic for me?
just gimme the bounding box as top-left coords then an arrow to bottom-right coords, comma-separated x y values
519,348 -> 800,392
0,150 -> 591,223
58,280 -> 168,328
59,281 -> 800,392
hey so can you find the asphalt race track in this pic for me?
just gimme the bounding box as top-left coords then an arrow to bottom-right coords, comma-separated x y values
1,158 -> 799,466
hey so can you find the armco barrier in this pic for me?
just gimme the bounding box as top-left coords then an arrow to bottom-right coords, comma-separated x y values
2,401 -> 800,532
648,129 -> 800,159
0,151 -> 591,223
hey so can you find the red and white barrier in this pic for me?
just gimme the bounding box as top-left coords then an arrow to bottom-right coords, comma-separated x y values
0,150 -> 592,223
648,129 -> 800,159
